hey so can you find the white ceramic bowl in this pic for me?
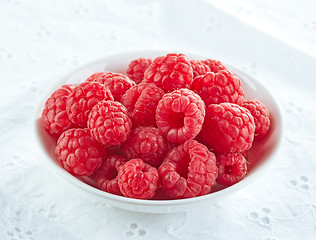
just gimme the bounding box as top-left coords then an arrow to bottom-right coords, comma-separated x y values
35,50 -> 283,213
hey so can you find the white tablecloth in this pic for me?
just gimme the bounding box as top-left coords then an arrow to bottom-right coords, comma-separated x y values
1,0 -> 316,239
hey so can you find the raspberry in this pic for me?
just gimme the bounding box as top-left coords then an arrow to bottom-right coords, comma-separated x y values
121,83 -> 165,126
242,99 -> 271,137
87,100 -> 132,146
41,84 -> 76,136
201,103 -> 255,153
216,152 -> 247,186
66,81 -> 114,127
202,59 -> 226,73
126,58 -> 152,84
94,155 -> 127,195
190,60 -> 211,78
190,70 -> 244,106
105,145 -> 124,156
87,72 -> 135,101
86,72 -> 107,82
155,88 -> 205,144
118,158 -> 159,199
122,126 -> 168,168
158,140 -> 218,199
143,53 -> 193,92
55,128 -> 105,177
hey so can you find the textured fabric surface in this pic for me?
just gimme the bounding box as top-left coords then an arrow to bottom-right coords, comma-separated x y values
0,189 -> 80,240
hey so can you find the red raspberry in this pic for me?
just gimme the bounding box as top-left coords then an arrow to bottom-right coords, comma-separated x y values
105,145 -> 124,156
202,59 -> 226,73
242,99 -> 271,137
190,60 -> 211,78
126,58 -> 152,84
143,53 -> 193,92
94,155 -> 127,195
158,140 -> 218,199
87,100 -> 132,146
121,83 -> 165,126
66,81 -> 113,127
118,158 -> 159,199
87,72 -> 135,101
41,84 -> 76,136
155,88 -> 205,144
55,128 -> 105,177
216,152 -> 247,186
201,103 -> 255,153
86,72 -> 107,82
122,126 -> 168,168
190,70 -> 244,107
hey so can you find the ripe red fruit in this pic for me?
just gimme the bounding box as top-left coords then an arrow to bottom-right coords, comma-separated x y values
216,152 -> 247,186
143,53 -> 193,92
158,140 -> 218,199
156,88 -> 205,144
88,100 -> 132,146
201,103 -> 255,153
118,158 -> 159,199
55,128 -> 105,177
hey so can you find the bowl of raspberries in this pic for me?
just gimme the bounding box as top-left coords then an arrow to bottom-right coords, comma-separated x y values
35,50 -> 283,213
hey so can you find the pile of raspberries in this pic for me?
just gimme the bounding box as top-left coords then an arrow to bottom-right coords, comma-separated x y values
41,53 -> 271,200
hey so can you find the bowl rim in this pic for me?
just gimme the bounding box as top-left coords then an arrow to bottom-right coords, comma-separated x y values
34,49 -> 284,207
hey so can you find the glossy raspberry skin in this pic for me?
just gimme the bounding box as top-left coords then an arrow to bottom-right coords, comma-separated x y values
121,83 -> 165,126
126,58 -> 152,84
87,72 -> 135,101
242,99 -> 270,136
41,84 -> 76,136
202,59 -> 226,73
190,70 -> 244,107
55,128 -> 105,177
155,88 -> 205,144
158,140 -> 218,199
86,72 -> 107,82
216,152 -> 247,186
118,158 -> 159,199
66,81 -> 114,127
94,155 -> 127,195
190,60 -> 211,78
87,100 -> 132,146
122,126 -> 168,168
201,103 -> 255,153
143,53 -> 193,92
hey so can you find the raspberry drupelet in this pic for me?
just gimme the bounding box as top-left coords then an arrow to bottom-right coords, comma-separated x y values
86,72 -> 107,82
216,152 -> 247,186
202,59 -> 226,73
190,60 -> 211,78
190,70 -> 244,107
120,83 -> 165,127
122,126 -> 168,168
242,99 -> 271,137
155,88 -> 205,144
86,72 -> 135,101
55,128 -> 105,177
126,58 -> 152,84
66,81 -> 114,127
87,100 -> 132,146
201,103 -> 255,153
118,158 -> 159,199
94,154 -> 127,195
143,53 -> 193,92
158,140 -> 218,199
41,84 -> 76,137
